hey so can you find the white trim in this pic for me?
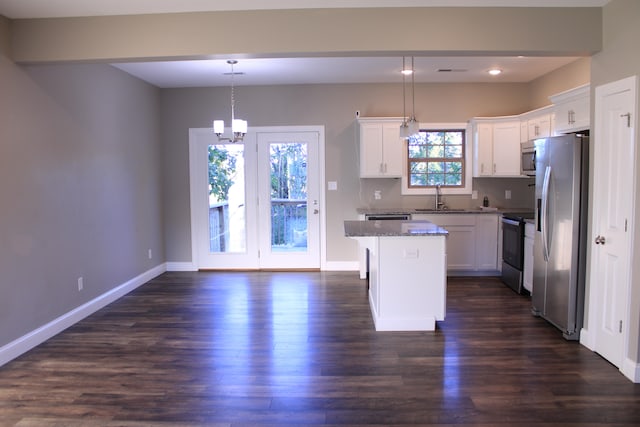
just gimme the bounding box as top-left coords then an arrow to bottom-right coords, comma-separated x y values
622,358 -> 640,383
400,122 -> 472,196
0,264 -> 166,368
189,125 -> 327,270
579,326 -> 596,350
323,261 -> 359,271
166,261 -> 198,271
586,75 -> 637,375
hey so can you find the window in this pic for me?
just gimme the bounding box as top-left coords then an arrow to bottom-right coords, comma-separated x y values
407,129 -> 465,188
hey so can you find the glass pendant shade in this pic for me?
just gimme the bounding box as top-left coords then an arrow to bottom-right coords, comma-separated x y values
232,119 -> 248,134
407,117 -> 420,136
399,121 -> 410,139
213,120 -> 224,135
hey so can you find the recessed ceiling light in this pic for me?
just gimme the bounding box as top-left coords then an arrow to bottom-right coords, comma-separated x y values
488,68 -> 502,76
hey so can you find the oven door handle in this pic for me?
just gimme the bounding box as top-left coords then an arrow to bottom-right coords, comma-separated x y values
501,218 -> 521,227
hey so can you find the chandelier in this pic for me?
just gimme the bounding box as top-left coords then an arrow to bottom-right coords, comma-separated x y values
213,60 -> 247,143
399,56 -> 419,139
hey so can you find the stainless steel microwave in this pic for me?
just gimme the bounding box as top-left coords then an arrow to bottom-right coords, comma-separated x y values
521,141 -> 536,176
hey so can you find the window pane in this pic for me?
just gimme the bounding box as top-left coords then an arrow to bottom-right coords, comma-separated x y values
409,145 -> 426,158
428,174 -> 444,185
445,145 -> 462,158
406,128 -> 465,189
427,162 -> 444,173
428,145 -> 444,157
446,173 -> 462,185
445,132 -> 463,145
445,162 -> 462,173
427,132 -> 445,145
410,161 -> 427,173
411,174 -> 427,186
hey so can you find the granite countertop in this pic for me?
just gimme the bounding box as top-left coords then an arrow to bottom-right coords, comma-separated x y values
344,220 -> 449,237
357,207 -> 534,216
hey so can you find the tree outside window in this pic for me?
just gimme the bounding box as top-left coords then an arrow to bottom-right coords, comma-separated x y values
408,129 -> 465,188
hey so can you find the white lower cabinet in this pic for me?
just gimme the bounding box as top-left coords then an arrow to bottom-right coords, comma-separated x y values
475,214 -> 499,270
523,222 -> 535,293
412,213 -> 499,273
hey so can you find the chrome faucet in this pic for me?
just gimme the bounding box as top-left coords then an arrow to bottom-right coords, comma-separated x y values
435,184 -> 444,210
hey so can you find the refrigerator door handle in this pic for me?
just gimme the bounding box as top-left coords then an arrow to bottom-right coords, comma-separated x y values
541,166 -> 552,261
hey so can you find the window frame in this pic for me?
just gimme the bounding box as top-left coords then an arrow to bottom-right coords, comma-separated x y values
401,122 -> 472,196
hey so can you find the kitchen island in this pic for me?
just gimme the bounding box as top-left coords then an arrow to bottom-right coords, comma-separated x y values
344,219 -> 448,331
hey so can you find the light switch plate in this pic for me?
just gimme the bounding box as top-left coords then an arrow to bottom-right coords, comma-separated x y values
328,181 -> 337,191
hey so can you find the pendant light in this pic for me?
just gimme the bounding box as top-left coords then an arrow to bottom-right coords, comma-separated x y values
406,56 -> 420,136
213,60 -> 248,143
399,56 -> 410,139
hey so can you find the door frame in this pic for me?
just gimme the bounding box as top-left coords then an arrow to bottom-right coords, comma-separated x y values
188,125 -> 326,270
582,75 -> 638,382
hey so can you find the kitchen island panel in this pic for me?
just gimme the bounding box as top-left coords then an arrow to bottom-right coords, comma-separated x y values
367,235 -> 447,331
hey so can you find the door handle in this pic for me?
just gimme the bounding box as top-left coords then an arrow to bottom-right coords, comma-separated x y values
313,209 -> 319,214
595,235 -> 606,245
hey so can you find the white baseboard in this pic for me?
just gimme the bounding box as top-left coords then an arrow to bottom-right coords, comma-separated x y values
622,357 -> 640,383
323,261 -> 359,271
166,261 -> 198,271
579,327 -> 596,350
0,263 -> 166,368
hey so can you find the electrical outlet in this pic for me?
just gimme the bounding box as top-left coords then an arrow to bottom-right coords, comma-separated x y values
374,190 -> 382,200
77,277 -> 83,291
471,190 -> 478,200
327,181 -> 338,191
505,190 -> 512,200
148,249 -> 153,259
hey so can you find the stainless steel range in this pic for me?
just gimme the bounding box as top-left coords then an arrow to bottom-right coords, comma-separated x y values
501,212 -> 533,294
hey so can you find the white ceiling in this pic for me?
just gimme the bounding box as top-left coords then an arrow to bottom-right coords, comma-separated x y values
111,56 -> 580,88
1,0 -> 605,88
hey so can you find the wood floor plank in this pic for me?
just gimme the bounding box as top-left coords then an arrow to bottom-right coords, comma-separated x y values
1,272 -> 639,426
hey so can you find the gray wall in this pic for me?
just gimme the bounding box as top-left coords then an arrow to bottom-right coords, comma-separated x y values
161,65 -> 591,264
0,58 -> 163,346
591,0 -> 640,364
160,82 -> 538,263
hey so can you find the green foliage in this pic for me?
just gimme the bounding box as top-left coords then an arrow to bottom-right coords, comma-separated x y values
208,146 -> 237,202
270,143 -> 307,199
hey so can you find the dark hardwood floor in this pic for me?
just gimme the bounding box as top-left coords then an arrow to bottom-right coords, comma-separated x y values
1,272 -> 639,426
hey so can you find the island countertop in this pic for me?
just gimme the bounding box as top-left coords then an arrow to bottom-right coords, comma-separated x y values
344,219 -> 448,237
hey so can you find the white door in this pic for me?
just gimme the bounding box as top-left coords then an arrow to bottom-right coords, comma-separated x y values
588,76 -> 637,368
257,131 -> 321,269
189,127 -> 323,270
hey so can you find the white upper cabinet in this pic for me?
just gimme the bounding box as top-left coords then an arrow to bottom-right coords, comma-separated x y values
471,117 -> 521,177
520,105 -> 554,142
358,118 -> 404,178
550,84 -> 591,134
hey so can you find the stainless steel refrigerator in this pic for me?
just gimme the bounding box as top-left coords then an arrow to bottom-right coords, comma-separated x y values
532,133 -> 589,340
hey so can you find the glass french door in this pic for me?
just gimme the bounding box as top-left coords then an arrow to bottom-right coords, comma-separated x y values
257,132 -> 320,269
189,127 -> 321,270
